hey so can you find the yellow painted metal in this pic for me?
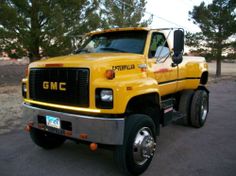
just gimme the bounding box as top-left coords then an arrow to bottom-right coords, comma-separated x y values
86,27 -> 150,36
23,28 -> 208,114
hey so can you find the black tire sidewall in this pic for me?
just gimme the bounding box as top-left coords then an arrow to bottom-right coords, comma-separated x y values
191,90 -> 209,127
125,115 -> 156,175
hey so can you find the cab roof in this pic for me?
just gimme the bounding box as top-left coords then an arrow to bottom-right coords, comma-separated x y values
87,27 -> 151,36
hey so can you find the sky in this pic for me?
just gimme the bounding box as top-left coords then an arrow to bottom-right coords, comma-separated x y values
145,0 -> 213,33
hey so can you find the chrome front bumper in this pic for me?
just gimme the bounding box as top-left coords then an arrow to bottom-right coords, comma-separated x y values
22,103 -> 125,145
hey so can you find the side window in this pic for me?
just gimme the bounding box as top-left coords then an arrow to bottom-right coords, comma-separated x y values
149,33 -> 168,58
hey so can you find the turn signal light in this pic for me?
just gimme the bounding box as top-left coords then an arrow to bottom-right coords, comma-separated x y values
105,70 -> 115,80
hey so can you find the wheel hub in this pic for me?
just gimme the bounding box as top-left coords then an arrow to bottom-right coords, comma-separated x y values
201,97 -> 208,121
133,127 -> 156,165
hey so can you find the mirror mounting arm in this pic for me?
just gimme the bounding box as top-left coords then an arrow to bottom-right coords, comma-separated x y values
172,29 -> 184,65
171,63 -> 178,67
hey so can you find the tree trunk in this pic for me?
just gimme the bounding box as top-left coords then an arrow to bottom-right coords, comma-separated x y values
121,1 -> 124,27
29,50 -> 40,62
29,0 -> 41,63
216,57 -> 221,77
216,48 -> 222,77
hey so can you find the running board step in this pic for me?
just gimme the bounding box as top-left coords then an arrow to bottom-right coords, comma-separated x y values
172,111 -> 185,121
161,98 -> 174,126
161,98 -> 185,126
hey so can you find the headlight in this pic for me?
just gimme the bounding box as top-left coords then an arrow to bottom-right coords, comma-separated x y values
96,88 -> 113,109
100,90 -> 113,102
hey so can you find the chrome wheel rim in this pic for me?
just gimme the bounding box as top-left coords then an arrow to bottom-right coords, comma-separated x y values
133,127 -> 156,165
200,97 -> 208,121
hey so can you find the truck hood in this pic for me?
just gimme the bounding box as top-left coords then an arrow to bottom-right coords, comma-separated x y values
29,53 -> 144,68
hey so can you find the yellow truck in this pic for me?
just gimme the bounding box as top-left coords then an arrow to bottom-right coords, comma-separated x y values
22,27 -> 209,175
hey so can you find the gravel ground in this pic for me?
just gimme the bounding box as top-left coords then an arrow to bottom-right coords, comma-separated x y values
208,62 -> 236,76
0,64 -> 27,86
0,61 -> 27,134
0,86 -> 23,134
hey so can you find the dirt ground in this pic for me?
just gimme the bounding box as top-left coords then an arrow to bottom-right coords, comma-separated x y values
0,62 -> 26,134
0,64 -> 27,86
0,60 -> 235,135
0,86 -> 23,134
208,61 -> 236,76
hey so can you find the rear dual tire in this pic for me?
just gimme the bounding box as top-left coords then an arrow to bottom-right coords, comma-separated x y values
179,89 -> 209,128
190,90 -> 209,128
178,90 -> 194,125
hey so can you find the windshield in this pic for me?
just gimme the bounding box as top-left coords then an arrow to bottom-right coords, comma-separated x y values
76,31 -> 147,54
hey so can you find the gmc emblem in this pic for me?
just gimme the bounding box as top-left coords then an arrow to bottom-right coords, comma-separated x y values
43,81 -> 66,91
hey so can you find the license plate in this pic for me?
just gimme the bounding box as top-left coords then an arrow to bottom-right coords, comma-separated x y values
46,115 -> 61,129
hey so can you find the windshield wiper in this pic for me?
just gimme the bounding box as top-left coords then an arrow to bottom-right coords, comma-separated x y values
100,47 -> 127,53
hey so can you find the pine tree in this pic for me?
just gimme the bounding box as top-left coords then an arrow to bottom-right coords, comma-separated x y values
101,0 -> 152,28
188,0 -> 236,77
0,0 -> 103,62
0,0 -> 151,62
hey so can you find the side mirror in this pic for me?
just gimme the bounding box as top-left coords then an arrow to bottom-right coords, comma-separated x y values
173,29 -> 184,64
155,46 -> 170,59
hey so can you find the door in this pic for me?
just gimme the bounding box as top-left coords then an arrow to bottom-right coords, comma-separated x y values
147,32 -> 178,96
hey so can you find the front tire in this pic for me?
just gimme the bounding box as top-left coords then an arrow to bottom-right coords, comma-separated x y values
30,128 -> 66,149
190,90 -> 209,128
114,114 -> 156,175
